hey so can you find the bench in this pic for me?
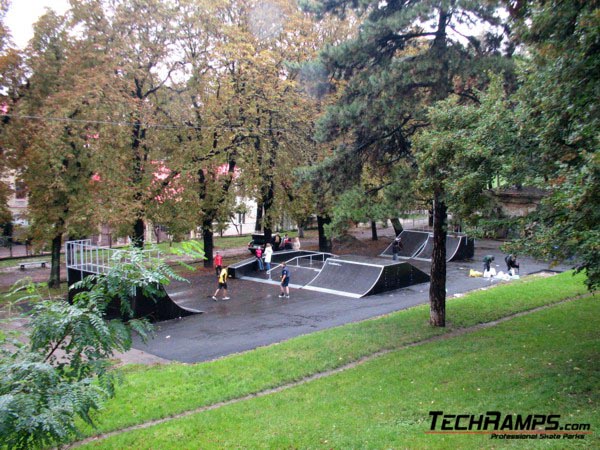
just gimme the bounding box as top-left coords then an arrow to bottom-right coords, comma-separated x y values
18,261 -> 49,271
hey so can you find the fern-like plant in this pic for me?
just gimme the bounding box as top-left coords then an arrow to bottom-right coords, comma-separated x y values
0,247 -> 184,448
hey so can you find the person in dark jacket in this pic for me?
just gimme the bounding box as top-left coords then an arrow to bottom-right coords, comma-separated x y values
483,255 -> 495,272
392,237 -> 403,261
504,254 -> 520,274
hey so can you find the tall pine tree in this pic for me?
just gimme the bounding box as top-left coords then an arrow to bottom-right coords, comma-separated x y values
307,0 -> 509,326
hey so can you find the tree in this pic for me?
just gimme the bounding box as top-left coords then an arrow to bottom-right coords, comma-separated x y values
0,0 -> 20,227
0,247 -> 180,449
6,9 -> 103,288
504,0 -> 600,290
306,0 -> 510,326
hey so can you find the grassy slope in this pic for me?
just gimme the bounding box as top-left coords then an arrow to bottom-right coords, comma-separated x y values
75,272 -> 589,439
83,293 -> 599,449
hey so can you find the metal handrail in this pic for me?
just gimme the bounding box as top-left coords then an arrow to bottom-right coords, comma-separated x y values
266,252 -> 336,281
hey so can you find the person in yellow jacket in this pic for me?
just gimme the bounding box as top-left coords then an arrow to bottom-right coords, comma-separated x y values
212,266 -> 230,301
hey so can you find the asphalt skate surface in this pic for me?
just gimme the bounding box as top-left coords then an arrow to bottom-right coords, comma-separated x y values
133,240 -> 572,363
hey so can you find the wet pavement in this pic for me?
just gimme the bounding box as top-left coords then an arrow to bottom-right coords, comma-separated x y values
133,239 -> 572,363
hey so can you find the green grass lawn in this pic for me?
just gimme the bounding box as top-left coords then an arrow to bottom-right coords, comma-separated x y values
70,271 -> 591,443
81,291 -> 599,449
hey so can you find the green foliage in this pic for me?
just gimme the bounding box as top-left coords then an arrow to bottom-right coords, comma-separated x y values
505,0 -> 600,290
327,184 -> 391,237
0,247 -> 182,448
169,239 -> 207,271
413,74 -> 516,224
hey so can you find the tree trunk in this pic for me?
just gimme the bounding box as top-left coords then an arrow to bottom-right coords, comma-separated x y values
317,215 -> 332,253
203,220 -> 214,269
429,191 -> 447,327
298,223 -> 305,238
261,175 -> 275,242
132,218 -> 145,248
48,233 -> 62,289
390,218 -> 403,236
370,220 -> 378,241
255,202 -> 263,232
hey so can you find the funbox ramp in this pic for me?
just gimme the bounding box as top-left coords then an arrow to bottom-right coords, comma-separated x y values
67,267 -> 202,322
380,230 -> 430,258
303,255 -> 430,298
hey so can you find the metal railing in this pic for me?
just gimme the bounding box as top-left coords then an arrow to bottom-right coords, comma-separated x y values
65,240 -> 161,283
266,252 -> 335,281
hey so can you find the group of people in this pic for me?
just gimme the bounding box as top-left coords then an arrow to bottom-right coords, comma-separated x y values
253,243 -> 273,272
272,233 -> 300,251
483,254 -> 520,274
255,234 -> 301,272
211,245 -> 293,301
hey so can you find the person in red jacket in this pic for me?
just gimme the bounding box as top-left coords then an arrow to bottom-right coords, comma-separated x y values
214,251 -> 223,277
255,246 -> 264,271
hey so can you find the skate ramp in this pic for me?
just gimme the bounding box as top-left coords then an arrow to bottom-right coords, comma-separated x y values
413,234 -> 475,262
380,230 -> 430,258
448,235 -> 475,261
304,255 -> 430,298
67,267 -> 202,322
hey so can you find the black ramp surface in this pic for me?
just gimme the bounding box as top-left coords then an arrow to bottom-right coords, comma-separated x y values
413,234 -> 474,262
445,235 -> 463,261
68,268 -> 201,322
380,230 -> 429,258
414,234 -> 435,260
452,236 -> 475,260
306,259 -> 383,298
371,262 -> 431,294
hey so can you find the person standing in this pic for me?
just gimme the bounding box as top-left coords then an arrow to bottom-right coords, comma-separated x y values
255,246 -> 264,271
392,237 -> 403,261
214,251 -> 223,277
292,236 -> 301,251
279,262 -> 290,299
264,243 -> 273,272
212,265 -> 230,301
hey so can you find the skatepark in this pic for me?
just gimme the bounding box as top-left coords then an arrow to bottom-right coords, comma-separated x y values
70,231 -> 568,365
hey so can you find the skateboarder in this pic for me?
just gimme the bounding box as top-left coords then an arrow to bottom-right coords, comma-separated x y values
392,236 -> 403,261
279,262 -> 290,299
212,265 -> 230,301
504,254 -> 520,274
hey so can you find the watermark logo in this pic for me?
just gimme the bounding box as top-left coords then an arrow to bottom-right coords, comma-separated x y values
427,411 -> 592,440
